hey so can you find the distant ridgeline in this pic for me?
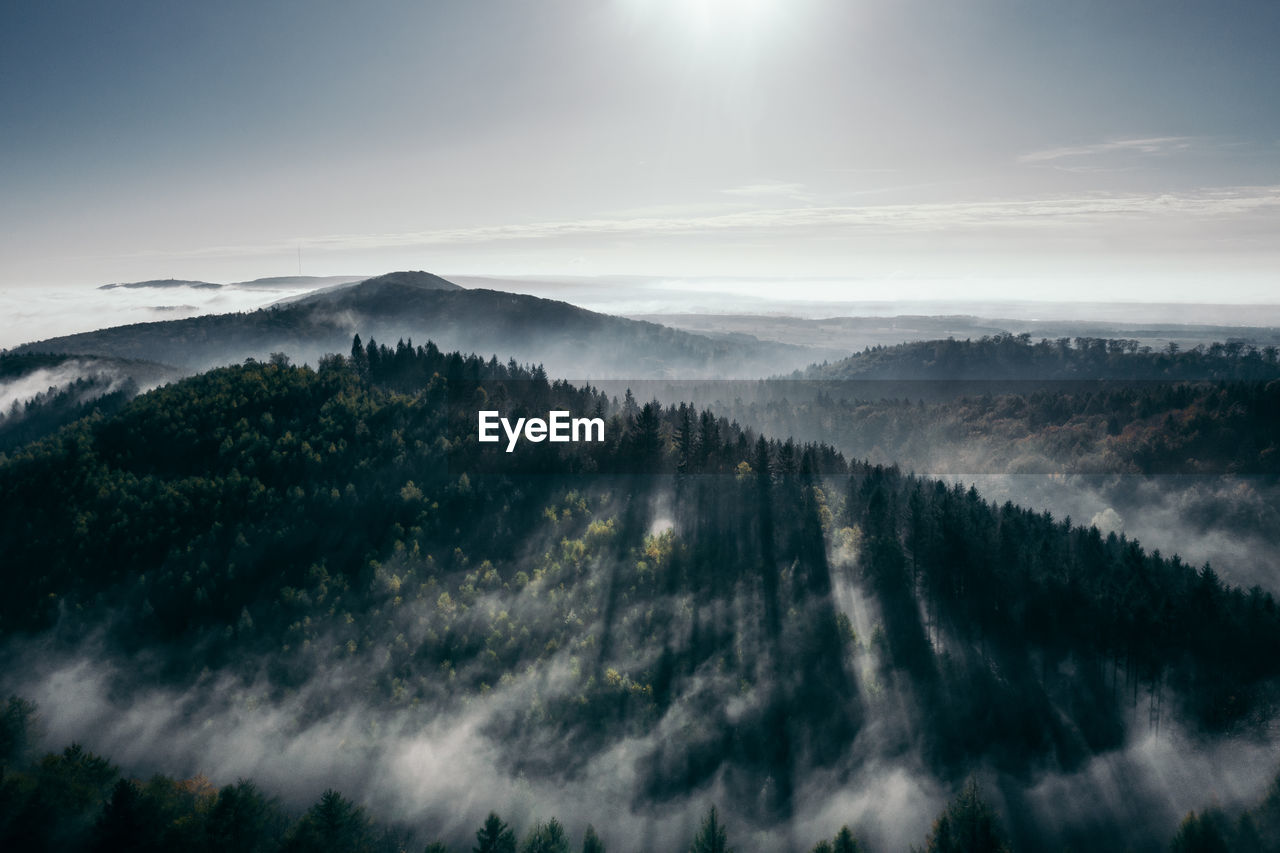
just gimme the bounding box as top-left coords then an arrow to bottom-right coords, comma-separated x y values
10,270 -> 814,378
2,336 -> 1280,850
669,374 -> 1280,476
800,333 -> 1280,381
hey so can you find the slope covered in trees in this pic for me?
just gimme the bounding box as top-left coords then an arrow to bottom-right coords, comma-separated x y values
0,352 -> 182,455
1,338 -> 1278,850
622,336 -> 1280,585
6,699 -> 1271,853
801,333 -> 1280,382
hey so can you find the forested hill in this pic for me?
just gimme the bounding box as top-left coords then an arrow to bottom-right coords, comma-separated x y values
10,270 -> 815,378
2,338 -> 1279,850
0,352 -> 182,454
801,333 -> 1280,381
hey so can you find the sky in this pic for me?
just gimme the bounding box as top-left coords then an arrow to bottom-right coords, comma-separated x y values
2,0 -> 1278,303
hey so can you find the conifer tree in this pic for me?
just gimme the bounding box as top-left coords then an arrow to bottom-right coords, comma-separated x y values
689,805 -> 732,853
922,780 -> 1010,853
581,824 -> 605,853
475,812 -> 517,853
520,817 -> 570,853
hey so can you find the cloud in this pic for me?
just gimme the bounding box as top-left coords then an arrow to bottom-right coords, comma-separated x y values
1018,137 -> 1196,165
0,281 -> 333,350
721,181 -> 813,202
110,186 -> 1280,263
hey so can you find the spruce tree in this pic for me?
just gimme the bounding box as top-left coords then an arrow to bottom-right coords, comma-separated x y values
689,805 -> 732,853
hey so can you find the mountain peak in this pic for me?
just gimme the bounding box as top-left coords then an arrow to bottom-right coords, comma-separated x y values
356,270 -> 463,291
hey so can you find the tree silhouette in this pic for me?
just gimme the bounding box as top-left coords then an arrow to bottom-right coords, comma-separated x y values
689,805 -> 732,853
581,824 -> 605,853
283,789 -> 373,853
91,779 -> 150,852
832,825 -> 861,853
203,780 -> 282,853
922,780 -> 1010,853
475,812 -> 517,853
520,817 -> 570,853
1169,810 -> 1230,853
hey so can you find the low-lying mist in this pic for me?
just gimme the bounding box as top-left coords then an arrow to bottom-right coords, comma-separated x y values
3,348 -> 1279,852
0,280 -> 343,350
4,475 -> 1277,852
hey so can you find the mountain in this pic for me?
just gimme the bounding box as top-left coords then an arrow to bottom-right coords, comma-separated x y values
603,334 -> 1280,587
98,278 -> 222,290
295,269 -> 463,298
96,274 -> 369,291
633,312 -> 1280,356
230,274 -> 369,289
1,343 -> 1278,851
14,271 -> 817,378
801,333 -> 1280,382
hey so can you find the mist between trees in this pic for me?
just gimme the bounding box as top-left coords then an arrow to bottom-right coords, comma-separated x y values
2,337 -> 1279,851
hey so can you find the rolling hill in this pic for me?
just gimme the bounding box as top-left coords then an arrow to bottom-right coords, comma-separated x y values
2,341 -> 1278,851
12,271 -> 819,379
800,333 -> 1280,382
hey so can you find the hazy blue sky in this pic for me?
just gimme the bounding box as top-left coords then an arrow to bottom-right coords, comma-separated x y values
2,0 -> 1277,301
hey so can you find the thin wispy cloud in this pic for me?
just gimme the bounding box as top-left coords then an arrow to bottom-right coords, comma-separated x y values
120,186 -> 1280,261
1019,137 -> 1196,164
721,181 -> 814,202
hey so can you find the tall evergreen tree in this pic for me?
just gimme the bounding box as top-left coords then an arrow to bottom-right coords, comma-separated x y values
203,780 -> 281,853
520,817 -> 570,853
580,824 -> 605,853
1168,811 -> 1230,853
91,779 -> 150,853
689,805 -> 732,853
475,812 -> 517,853
283,789 -> 373,853
922,780 -> 1010,853
832,825 -> 861,853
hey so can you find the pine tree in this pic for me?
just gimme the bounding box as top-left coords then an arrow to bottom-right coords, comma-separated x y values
204,780 -> 281,853
832,825 -> 861,853
581,824 -> 605,853
922,780 -> 1010,853
475,812 -> 517,853
91,779 -> 149,852
283,789 -> 373,853
674,404 -> 694,474
1169,810 -> 1230,853
689,805 -> 732,853
520,817 -> 570,853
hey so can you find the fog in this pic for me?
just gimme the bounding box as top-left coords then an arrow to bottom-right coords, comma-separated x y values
3,279 -> 1279,850
952,474 -> 1280,591
3,474 -> 1277,852
10,273 -> 1278,360
5,606 -> 1274,851
0,279 -> 357,350
448,275 -> 1280,329
587,379 -> 1280,593
0,356 -> 180,420
0,361 -> 126,414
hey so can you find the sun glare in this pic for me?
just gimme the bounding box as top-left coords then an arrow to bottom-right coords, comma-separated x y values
620,0 -> 786,46
685,0 -> 779,34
